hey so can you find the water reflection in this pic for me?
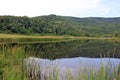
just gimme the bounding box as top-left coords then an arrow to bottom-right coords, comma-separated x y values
0,39 -> 120,59
24,57 -> 120,80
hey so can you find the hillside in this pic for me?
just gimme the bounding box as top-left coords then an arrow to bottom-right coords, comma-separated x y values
0,14 -> 120,37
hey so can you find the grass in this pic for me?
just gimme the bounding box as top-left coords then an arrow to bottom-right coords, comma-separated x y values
0,34 -> 76,43
0,44 -> 26,80
0,33 -> 120,43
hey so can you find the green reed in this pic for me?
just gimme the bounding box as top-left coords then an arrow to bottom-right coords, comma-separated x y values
0,44 -> 26,80
0,44 -> 120,80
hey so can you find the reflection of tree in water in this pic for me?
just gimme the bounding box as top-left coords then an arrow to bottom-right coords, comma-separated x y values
24,42 -> 69,59
24,40 -> 120,59
0,40 -> 120,59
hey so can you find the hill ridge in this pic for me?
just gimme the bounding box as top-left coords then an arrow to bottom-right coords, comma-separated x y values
0,15 -> 120,37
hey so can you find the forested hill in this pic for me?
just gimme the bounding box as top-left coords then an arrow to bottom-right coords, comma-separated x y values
0,14 -> 120,37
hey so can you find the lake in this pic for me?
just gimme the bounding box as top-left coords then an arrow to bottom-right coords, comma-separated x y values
0,39 -> 120,80
24,57 -> 120,80
0,39 -> 120,59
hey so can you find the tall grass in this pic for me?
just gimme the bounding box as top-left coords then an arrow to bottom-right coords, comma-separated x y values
0,44 -> 26,80
0,43 -> 120,80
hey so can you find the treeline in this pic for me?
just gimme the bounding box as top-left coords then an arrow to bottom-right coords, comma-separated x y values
0,14 -> 120,37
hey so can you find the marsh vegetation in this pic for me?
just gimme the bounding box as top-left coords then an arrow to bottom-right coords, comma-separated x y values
0,38 -> 120,80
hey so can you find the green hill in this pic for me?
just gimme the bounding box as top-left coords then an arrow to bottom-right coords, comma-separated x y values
0,14 -> 120,37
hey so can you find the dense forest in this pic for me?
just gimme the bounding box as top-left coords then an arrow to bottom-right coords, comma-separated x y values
0,14 -> 120,37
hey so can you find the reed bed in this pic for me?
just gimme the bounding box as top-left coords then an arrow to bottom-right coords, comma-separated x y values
0,41 -> 120,80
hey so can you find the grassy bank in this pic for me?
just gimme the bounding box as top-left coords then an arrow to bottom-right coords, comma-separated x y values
0,34 -> 120,43
0,34 -> 75,43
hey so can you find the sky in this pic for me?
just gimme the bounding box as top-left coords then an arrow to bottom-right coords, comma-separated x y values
0,0 -> 120,17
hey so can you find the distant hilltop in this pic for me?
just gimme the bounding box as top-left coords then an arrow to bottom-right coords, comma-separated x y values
0,14 -> 120,37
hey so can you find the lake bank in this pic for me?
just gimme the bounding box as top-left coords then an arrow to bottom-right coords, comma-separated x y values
0,33 -> 120,43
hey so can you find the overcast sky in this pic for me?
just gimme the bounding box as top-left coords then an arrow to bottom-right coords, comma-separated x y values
0,0 -> 120,17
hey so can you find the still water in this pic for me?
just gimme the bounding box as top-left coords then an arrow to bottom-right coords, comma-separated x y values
0,39 -> 120,59
24,57 -> 120,80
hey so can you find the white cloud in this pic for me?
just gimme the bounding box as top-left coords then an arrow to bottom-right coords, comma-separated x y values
0,0 -> 114,17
